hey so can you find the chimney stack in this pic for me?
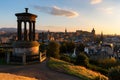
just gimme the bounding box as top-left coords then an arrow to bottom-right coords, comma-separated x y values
25,8 -> 28,13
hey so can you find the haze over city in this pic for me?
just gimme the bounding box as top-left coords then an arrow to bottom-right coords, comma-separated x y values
1,1 -> 120,80
0,0 -> 120,34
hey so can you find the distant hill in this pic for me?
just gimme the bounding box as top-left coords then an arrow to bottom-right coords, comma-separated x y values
0,28 -> 46,33
0,28 -> 17,33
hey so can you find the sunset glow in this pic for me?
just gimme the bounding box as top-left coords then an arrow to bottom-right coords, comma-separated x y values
0,0 -> 120,34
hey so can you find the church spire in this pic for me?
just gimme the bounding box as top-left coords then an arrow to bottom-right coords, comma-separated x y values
91,28 -> 95,35
65,28 -> 67,34
100,31 -> 104,43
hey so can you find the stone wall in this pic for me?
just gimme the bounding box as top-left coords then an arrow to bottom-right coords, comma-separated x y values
13,46 -> 39,56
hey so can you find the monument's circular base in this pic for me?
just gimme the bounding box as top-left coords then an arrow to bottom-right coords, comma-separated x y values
13,41 -> 40,56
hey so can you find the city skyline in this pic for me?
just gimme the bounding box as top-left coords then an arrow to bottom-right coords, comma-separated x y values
0,0 -> 120,35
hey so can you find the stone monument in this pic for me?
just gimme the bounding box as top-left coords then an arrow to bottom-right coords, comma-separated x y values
11,8 -> 40,64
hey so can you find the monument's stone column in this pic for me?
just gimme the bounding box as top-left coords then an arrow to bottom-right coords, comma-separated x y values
33,21 -> 35,41
17,20 -> 22,41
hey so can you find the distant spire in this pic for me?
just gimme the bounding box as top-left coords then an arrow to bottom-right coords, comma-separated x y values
92,28 -> 95,32
100,31 -> 104,42
65,28 -> 67,33
25,8 -> 28,13
101,32 -> 103,36
91,28 -> 95,35
48,30 -> 50,33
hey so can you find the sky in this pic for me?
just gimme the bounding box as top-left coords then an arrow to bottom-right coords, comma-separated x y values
0,0 -> 120,35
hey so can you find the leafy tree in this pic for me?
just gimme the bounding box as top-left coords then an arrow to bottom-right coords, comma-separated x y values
108,66 -> 120,80
60,54 -> 70,62
60,41 -> 75,53
76,43 -> 85,54
47,41 -> 60,59
66,41 -> 75,53
40,43 -> 47,53
76,52 -> 89,66
60,42 -> 67,53
90,57 -> 117,69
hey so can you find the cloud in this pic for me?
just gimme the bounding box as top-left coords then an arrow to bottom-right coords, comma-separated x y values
90,0 -> 102,4
99,7 -> 114,14
33,5 -> 79,18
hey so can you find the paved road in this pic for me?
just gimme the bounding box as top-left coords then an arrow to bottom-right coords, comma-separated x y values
0,61 -> 80,80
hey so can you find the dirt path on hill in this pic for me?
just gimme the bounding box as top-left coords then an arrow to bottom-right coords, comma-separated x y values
0,60 -> 80,80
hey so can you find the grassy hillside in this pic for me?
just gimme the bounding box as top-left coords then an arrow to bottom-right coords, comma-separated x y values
48,57 -> 108,80
0,73 -> 37,80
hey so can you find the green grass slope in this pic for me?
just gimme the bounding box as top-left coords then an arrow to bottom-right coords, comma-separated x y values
48,57 -> 108,80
